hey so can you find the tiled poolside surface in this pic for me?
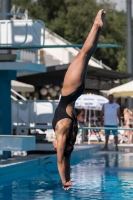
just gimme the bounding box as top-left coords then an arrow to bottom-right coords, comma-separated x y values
1,143 -> 133,167
98,143 -> 133,152
0,144 -> 100,184
1,143 -> 133,185
0,144 -> 95,167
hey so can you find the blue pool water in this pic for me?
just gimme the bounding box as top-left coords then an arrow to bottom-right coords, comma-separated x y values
1,152 -> 133,200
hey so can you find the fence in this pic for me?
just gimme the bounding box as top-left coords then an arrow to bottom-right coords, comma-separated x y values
12,100 -> 58,134
12,99 -> 133,145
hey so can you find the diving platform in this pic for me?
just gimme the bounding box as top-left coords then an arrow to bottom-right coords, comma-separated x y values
0,13 -> 46,158
0,62 -> 46,72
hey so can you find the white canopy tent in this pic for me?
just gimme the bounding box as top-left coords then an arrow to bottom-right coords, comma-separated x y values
11,80 -> 35,92
109,80 -> 133,97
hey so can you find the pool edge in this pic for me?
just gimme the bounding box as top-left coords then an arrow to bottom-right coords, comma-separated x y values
0,145 -> 100,183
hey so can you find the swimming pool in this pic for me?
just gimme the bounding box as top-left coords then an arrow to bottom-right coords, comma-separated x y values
1,151 -> 133,200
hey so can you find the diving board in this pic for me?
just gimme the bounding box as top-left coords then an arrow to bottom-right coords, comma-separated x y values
0,44 -> 122,49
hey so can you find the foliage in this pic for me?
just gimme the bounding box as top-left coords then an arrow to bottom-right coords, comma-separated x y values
12,0 -> 128,71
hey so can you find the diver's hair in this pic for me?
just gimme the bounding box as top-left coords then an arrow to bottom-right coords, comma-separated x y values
75,108 -> 84,116
64,113 -> 78,157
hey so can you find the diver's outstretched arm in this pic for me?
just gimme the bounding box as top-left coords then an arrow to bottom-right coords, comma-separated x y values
56,130 -> 72,190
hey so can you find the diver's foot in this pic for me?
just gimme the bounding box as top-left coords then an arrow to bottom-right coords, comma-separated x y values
94,9 -> 106,29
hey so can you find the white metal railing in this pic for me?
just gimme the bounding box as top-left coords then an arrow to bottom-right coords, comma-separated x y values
11,5 -> 28,20
0,13 -> 45,47
0,13 -> 28,46
11,88 -> 27,100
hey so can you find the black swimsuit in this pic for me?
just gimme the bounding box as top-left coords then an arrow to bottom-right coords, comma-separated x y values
52,82 -> 84,131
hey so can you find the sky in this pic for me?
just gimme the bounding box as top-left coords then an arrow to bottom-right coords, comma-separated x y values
97,0 -> 133,15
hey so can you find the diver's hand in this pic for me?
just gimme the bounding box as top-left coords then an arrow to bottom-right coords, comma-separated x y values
62,181 -> 72,190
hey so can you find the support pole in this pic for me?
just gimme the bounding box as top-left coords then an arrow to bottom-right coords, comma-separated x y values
0,0 -> 11,19
126,0 -> 133,108
0,71 -> 16,159
0,0 -> 14,159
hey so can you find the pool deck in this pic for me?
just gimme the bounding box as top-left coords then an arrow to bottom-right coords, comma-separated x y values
0,144 -> 97,167
93,142 -> 133,152
0,143 -> 133,184
1,143 -> 133,167
0,144 -> 100,183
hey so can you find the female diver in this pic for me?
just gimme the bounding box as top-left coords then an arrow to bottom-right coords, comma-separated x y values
52,9 -> 106,190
